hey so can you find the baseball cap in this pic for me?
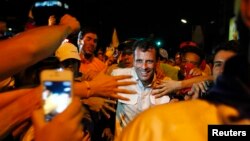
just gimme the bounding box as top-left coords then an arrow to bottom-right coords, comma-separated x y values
55,42 -> 80,62
179,41 -> 197,49
159,48 -> 168,59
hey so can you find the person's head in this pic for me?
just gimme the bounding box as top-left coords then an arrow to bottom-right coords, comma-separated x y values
132,38 -> 159,86
158,48 -> 168,63
96,48 -> 105,62
78,27 -> 98,57
212,40 -> 239,81
179,44 -> 205,76
118,39 -> 136,68
55,42 -> 81,78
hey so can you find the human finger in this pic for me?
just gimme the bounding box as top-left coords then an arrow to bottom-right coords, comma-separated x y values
113,75 -> 133,80
116,81 -> 137,86
197,82 -> 206,93
101,108 -> 110,119
154,93 -> 165,98
104,99 -> 117,104
113,88 -> 136,94
109,93 -> 129,101
32,108 -> 46,131
151,88 -> 161,95
103,104 -> 116,113
82,132 -> 91,141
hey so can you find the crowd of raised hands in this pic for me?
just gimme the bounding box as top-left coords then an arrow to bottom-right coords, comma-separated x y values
0,14 -> 137,141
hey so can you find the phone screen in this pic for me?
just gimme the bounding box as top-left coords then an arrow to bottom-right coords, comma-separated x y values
42,80 -> 72,121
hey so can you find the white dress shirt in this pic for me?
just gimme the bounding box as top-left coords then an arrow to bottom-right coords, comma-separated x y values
111,67 -> 170,129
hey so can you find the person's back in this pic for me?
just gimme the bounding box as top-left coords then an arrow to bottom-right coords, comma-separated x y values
116,99 -> 249,141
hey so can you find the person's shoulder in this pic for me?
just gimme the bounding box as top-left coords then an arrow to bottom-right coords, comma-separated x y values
131,100 -> 218,124
160,63 -> 179,71
119,100 -> 220,141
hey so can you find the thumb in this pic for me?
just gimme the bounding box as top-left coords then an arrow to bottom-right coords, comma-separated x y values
31,108 -> 46,131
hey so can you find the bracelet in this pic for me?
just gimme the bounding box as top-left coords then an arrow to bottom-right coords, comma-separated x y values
84,81 -> 91,98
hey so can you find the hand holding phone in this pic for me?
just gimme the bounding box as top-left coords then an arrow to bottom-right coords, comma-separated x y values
40,69 -> 73,121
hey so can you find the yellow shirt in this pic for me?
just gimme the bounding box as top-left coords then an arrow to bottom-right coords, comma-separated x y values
115,100 -> 249,141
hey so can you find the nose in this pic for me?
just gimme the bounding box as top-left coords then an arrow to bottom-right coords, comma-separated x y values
90,40 -> 95,46
141,61 -> 148,69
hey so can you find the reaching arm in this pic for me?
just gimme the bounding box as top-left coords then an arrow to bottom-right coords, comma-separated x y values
152,75 -> 213,98
180,75 -> 213,88
0,14 -> 80,81
74,71 -> 136,100
0,87 -> 42,139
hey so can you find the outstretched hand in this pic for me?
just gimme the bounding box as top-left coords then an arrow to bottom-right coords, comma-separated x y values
152,79 -> 181,98
82,97 -> 116,119
89,70 -> 137,100
186,80 -> 210,100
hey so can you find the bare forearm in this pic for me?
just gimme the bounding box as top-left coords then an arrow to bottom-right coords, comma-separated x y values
0,89 -> 33,108
0,25 -> 72,81
74,82 -> 91,98
181,75 -> 213,89
0,91 -> 41,138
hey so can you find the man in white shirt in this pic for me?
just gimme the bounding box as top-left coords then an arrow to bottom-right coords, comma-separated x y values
112,38 -> 170,136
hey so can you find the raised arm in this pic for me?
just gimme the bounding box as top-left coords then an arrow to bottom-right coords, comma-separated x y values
0,14 -> 80,81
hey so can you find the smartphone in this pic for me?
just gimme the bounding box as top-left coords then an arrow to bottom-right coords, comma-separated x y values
40,69 -> 73,121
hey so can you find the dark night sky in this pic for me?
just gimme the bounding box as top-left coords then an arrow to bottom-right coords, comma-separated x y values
0,0 -> 235,57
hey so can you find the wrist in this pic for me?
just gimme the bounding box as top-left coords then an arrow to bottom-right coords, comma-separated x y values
84,81 -> 92,98
176,81 -> 182,90
60,25 -> 73,36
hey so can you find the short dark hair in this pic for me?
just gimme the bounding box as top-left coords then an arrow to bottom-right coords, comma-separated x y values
78,26 -> 98,40
118,38 -> 137,52
180,45 -> 205,65
212,40 -> 239,57
132,38 -> 159,60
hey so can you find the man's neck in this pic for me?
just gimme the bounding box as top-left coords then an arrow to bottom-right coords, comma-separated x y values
141,77 -> 154,88
81,51 -> 94,62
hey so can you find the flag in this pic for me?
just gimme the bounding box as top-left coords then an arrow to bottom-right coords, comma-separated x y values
106,28 -> 120,57
110,28 -> 119,48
